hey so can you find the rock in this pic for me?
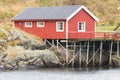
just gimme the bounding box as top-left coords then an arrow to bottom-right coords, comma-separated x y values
33,58 -> 44,67
31,44 -> 46,50
18,61 -> 28,68
0,46 -> 2,52
42,50 -> 61,67
4,64 -> 14,70
2,46 -> 61,69
111,56 -> 120,67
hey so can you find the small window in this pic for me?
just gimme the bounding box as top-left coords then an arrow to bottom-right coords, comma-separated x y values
25,22 -> 32,27
78,22 -> 85,32
56,22 -> 64,32
37,22 -> 44,27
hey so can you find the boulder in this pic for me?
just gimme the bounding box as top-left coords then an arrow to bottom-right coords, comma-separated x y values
111,55 -> 120,67
33,58 -> 44,67
2,46 -> 61,69
18,61 -> 28,68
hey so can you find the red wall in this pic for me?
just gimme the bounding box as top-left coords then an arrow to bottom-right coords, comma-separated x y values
68,9 -> 95,39
14,20 -> 66,39
14,9 -> 96,39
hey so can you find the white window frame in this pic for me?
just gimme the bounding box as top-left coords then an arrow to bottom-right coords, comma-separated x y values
78,22 -> 85,32
56,21 -> 64,32
25,22 -> 32,28
37,22 -> 44,27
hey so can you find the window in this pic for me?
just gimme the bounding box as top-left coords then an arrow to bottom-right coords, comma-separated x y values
37,22 -> 44,27
56,22 -> 64,32
25,22 -> 32,27
78,22 -> 85,32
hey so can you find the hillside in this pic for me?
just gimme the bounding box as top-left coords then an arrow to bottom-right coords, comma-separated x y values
0,0 -> 119,28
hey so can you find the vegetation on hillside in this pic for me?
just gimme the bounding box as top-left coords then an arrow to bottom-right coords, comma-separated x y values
0,0 -> 120,28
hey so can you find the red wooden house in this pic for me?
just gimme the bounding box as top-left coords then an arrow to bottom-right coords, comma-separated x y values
12,5 -> 98,40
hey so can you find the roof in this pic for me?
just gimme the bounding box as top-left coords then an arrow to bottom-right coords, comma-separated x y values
12,5 -> 99,22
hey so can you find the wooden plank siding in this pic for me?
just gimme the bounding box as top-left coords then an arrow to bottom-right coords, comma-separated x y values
68,9 -> 95,39
14,20 -> 66,39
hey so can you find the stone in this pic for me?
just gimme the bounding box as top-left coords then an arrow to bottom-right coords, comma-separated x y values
18,61 -> 28,68
33,58 -> 44,67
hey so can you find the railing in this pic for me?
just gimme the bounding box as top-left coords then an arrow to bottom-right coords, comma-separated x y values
68,31 -> 120,40
95,32 -> 120,40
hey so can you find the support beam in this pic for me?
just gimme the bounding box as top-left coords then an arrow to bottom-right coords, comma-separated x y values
66,39 -> 68,67
44,39 -> 46,45
117,41 -> 119,57
52,39 -> 54,47
109,41 -> 113,66
79,41 -> 82,67
46,39 -> 53,47
86,41 -> 89,65
44,39 -> 47,49
93,41 -> 95,65
56,39 -> 59,50
99,41 -> 103,66
72,41 -> 76,67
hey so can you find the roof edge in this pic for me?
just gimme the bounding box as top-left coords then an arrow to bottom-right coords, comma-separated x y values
67,5 -> 99,22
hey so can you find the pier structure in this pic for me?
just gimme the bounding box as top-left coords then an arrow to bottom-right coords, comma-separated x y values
45,32 -> 120,67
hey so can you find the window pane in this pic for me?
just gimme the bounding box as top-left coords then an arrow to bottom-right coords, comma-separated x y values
57,22 -> 64,31
37,22 -> 44,27
25,22 -> 32,27
78,22 -> 85,31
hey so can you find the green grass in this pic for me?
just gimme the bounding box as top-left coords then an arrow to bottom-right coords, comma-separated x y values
96,25 -> 117,32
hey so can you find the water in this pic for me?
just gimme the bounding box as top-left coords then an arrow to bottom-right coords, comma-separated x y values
0,68 -> 120,80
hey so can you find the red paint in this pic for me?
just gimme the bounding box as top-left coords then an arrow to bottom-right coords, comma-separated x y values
14,9 -> 96,39
14,20 -> 66,39
68,9 -> 95,39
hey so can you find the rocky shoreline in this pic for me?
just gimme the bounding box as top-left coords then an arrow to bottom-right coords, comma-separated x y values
0,46 -> 62,70
0,28 -> 120,70
0,45 -> 120,70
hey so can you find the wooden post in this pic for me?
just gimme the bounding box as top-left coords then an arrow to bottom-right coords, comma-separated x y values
109,41 -> 113,66
93,41 -> 95,65
117,41 -> 119,57
44,39 -> 47,49
86,41 -> 89,65
66,39 -> 68,67
72,41 -> 76,67
99,41 -> 103,66
44,39 -> 46,45
79,41 -> 82,67
57,39 -> 59,50
52,39 -> 54,47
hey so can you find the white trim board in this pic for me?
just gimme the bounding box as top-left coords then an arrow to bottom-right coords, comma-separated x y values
67,5 -> 99,22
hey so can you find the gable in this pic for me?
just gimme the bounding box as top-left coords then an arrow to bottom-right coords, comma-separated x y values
67,5 -> 99,22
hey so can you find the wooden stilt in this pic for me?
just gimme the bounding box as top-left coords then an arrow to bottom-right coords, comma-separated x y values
117,41 -> 119,57
52,39 -> 54,46
72,41 -> 76,67
46,39 -> 53,48
99,41 -> 103,66
86,41 -> 89,65
109,41 -> 113,66
93,41 -> 95,65
44,39 -> 47,49
66,39 -> 68,67
44,39 -> 46,45
79,41 -> 82,67
56,39 -> 59,50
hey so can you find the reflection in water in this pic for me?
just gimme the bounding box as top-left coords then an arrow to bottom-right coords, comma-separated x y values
0,68 -> 120,80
